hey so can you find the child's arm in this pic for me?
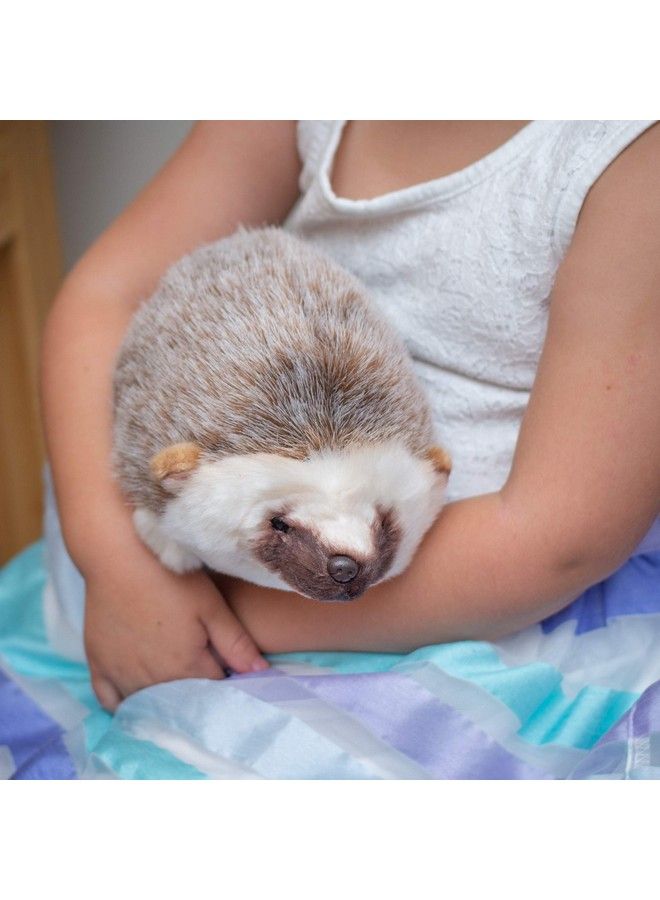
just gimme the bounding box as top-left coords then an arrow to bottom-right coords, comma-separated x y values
41,121 -> 301,708
223,124 -> 660,653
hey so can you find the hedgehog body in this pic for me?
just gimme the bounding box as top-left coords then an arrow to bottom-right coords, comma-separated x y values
112,228 -> 449,602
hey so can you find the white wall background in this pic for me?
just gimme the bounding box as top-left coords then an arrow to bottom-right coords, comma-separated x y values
49,121 -> 193,271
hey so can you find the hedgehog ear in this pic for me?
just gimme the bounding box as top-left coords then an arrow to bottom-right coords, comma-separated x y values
426,446 -> 452,477
150,442 -> 202,493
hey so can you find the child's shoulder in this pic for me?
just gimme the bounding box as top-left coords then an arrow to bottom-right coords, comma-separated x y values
545,121 -> 658,259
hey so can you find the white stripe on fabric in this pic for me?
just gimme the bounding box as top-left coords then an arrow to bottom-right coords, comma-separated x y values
42,466 -> 86,662
271,661 -> 336,676
0,745 -> 16,779
63,726 -> 118,780
229,675 -> 431,779
495,615 -> 660,697
42,578 -> 86,664
121,719 -> 264,779
625,735 -> 652,779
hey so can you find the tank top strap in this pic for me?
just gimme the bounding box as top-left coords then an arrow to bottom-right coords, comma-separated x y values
296,121 -> 342,193
548,121 -> 656,258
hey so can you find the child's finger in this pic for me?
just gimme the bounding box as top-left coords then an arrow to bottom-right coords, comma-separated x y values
202,603 -> 269,675
91,671 -> 123,712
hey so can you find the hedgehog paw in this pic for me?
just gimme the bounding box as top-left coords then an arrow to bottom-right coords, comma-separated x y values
133,507 -> 202,574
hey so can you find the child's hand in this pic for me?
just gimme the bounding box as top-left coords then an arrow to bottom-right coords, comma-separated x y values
82,536 -> 268,711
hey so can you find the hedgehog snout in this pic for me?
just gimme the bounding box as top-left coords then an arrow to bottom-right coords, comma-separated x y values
327,555 -> 360,583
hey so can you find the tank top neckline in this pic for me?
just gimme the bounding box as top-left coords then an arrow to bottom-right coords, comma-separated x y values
317,120 -> 552,218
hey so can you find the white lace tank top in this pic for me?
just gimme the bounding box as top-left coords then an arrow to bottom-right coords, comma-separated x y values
285,120 -> 655,502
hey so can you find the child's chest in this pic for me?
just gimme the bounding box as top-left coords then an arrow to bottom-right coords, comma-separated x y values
288,124 -> 561,392
330,120 -> 530,200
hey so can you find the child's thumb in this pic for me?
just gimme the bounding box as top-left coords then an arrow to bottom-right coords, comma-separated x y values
90,668 -> 123,712
203,603 -> 269,675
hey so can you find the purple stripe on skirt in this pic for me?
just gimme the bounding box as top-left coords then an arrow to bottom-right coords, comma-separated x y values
542,552 -> 660,635
0,669 -> 76,780
237,669 -> 551,779
597,679 -> 660,745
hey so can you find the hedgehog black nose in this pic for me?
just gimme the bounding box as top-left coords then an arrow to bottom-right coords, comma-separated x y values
327,555 -> 359,583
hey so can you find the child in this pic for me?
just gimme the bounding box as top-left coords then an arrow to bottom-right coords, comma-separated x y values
41,121 -> 660,711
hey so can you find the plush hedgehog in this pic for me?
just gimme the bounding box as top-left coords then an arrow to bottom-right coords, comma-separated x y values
112,228 -> 450,602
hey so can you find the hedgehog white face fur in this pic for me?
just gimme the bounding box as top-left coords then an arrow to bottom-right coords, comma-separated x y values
134,441 -> 448,602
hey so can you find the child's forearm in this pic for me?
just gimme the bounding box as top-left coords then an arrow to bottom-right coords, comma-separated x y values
222,490 -> 630,655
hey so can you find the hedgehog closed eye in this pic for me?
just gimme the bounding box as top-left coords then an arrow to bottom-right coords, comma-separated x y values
271,517 -> 290,533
